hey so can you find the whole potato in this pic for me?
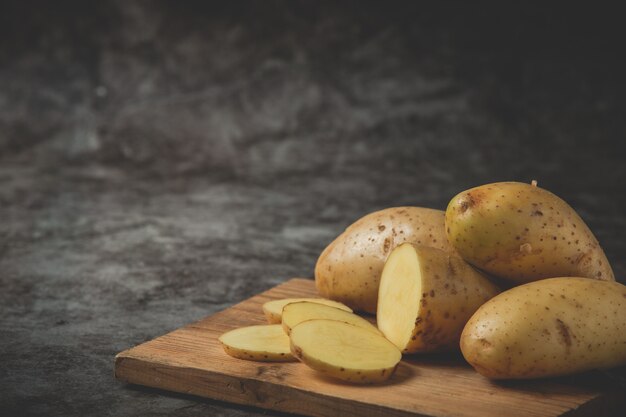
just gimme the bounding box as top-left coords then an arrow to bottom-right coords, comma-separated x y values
461,277 -> 626,379
315,207 -> 454,313
445,181 -> 614,284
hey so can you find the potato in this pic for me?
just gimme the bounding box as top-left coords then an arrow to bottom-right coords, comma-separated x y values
377,243 -> 499,353
281,301 -> 379,335
219,325 -> 295,362
316,207 -> 455,313
262,298 -> 352,324
461,278 -> 626,379
290,319 -> 402,384
445,181 -> 614,284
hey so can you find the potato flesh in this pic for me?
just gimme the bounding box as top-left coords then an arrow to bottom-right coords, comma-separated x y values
262,298 -> 352,324
461,278 -> 626,379
377,243 -> 422,350
219,325 -> 295,362
290,319 -> 402,384
282,302 -> 380,335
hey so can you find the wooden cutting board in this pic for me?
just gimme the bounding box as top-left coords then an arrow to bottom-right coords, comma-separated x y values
115,278 -> 624,417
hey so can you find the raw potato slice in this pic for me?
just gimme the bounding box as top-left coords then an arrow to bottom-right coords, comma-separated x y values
219,325 -> 295,362
263,298 -> 352,324
290,319 -> 402,384
282,301 -> 380,335
377,243 -> 499,353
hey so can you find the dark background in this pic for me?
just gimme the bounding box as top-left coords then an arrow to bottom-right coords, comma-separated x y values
1,1 -> 625,416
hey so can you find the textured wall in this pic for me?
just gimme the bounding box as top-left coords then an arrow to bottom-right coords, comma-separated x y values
1,1 -> 624,416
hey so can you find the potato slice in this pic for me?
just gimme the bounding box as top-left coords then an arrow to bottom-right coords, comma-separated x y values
290,319 -> 402,384
263,298 -> 352,324
282,301 -> 379,335
377,243 -> 499,353
219,325 -> 295,362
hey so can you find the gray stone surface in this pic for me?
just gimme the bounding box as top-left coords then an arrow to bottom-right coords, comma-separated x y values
0,1 -> 624,416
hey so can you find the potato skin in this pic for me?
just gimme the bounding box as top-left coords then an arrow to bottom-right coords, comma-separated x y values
291,341 -> 399,384
315,207 -> 454,313
460,278 -> 626,379
402,245 -> 500,353
445,182 -> 614,284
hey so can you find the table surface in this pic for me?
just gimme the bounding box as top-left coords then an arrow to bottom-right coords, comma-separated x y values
1,2 -> 624,416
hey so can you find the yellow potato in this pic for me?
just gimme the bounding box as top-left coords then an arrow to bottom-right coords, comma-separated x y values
262,298 -> 352,324
378,244 -> 499,353
290,319 -> 402,384
445,181 -> 614,284
219,325 -> 296,362
461,278 -> 626,379
316,207 -> 455,313
281,301 -> 379,335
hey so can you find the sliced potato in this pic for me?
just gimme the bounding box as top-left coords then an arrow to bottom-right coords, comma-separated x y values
377,243 -> 499,353
316,207 -> 455,313
263,298 -> 352,324
219,325 -> 295,362
282,301 -> 379,335
290,319 -> 402,384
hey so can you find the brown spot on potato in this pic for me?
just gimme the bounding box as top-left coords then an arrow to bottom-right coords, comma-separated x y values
555,319 -> 572,348
378,225 -> 386,231
383,238 -> 391,254
459,193 -> 478,213
531,210 -> 543,216
294,347 -> 303,358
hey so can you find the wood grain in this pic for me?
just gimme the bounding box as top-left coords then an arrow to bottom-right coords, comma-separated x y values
115,278 -> 624,417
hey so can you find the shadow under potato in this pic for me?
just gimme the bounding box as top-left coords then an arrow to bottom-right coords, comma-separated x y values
401,350 -> 468,369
